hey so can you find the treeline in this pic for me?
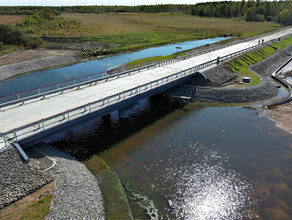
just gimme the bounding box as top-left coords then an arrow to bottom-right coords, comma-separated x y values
0,1 -> 291,24
0,5 -> 193,15
191,1 -> 292,24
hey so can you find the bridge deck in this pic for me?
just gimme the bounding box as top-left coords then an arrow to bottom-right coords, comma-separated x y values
0,28 -> 291,149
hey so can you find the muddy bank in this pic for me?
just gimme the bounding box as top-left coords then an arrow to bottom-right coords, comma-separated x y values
265,101 -> 292,135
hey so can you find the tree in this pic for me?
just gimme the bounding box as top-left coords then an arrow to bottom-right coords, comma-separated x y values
279,8 -> 290,24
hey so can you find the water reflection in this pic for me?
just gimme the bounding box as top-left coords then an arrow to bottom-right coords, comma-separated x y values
149,144 -> 253,219
51,98 -> 292,219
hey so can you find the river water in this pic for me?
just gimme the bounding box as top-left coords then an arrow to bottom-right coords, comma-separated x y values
0,37 -> 227,97
52,96 -> 292,219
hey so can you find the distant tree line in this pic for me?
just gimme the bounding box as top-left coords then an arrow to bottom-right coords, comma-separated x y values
191,0 -> 292,24
0,5 -> 192,15
0,1 -> 291,25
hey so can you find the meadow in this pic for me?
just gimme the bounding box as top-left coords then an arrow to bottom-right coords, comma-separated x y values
0,12 -> 283,57
0,15 -> 27,25
59,13 -> 281,56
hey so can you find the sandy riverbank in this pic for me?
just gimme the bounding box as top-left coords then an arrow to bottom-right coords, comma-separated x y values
265,101 -> 292,135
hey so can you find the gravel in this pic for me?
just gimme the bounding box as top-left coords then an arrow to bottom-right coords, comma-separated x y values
34,142 -> 104,220
0,55 -> 76,81
201,65 -> 237,85
0,147 -> 54,209
250,44 -> 292,77
192,79 -> 278,103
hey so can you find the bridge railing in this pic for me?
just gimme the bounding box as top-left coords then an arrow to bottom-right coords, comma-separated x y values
0,27 -> 283,108
1,58 -> 217,145
1,40 -> 266,145
0,132 -> 10,151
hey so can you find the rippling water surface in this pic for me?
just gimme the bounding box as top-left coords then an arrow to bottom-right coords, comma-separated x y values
52,98 -> 292,219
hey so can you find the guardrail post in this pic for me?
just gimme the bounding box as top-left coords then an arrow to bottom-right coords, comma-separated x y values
67,111 -> 70,121
13,129 -> 18,142
38,88 -> 41,94
17,93 -> 20,100
1,133 -> 7,148
89,103 -> 92,113
42,119 -> 45,131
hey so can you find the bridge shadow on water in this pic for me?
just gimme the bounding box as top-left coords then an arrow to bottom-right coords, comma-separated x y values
51,95 -> 200,161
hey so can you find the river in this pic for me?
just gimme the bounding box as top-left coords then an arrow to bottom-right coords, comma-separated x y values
0,37 -> 227,97
51,96 -> 292,219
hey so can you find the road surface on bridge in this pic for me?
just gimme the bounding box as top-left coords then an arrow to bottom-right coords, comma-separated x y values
0,28 -> 291,149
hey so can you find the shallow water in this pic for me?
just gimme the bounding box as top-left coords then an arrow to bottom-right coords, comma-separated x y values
52,98 -> 292,219
0,37 -> 227,97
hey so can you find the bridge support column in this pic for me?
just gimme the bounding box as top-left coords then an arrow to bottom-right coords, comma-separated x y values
119,106 -> 133,118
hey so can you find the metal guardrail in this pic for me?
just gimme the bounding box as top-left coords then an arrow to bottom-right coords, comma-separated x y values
0,42 -> 266,149
0,27 -> 284,108
0,132 -> 10,151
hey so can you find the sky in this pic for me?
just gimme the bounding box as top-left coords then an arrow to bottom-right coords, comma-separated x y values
2,0 -> 206,6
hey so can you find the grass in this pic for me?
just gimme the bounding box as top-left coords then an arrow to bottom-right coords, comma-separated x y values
60,13 -> 280,38
0,182 -> 54,220
0,12 -> 283,58
59,13 -> 281,57
0,15 -> 27,25
83,155 -> 133,220
228,35 -> 292,86
127,54 -> 178,69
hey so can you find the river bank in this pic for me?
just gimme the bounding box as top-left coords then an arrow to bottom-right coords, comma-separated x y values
0,49 -> 83,81
0,143 -> 105,219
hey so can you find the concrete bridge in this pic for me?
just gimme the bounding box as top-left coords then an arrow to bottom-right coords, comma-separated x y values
0,28 -> 291,152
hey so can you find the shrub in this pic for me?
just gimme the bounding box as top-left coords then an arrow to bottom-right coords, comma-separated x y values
0,41 -> 4,50
24,37 -> 43,48
0,24 -> 26,45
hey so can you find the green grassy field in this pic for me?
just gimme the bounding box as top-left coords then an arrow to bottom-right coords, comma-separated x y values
0,12 -> 283,57
59,13 -> 281,57
228,35 -> 292,86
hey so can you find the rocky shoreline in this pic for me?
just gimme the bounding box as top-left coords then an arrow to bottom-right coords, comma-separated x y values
0,143 -> 105,219
0,55 -> 77,81
0,148 -> 54,209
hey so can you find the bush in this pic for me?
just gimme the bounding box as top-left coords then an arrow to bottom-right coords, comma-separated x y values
0,24 -> 26,45
24,37 -> 43,48
266,16 -> 273,21
0,41 -> 4,50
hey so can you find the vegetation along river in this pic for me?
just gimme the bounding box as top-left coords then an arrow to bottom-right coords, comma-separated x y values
51,96 -> 292,220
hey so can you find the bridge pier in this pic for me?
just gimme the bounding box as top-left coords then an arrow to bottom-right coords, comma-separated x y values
118,105 -> 133,118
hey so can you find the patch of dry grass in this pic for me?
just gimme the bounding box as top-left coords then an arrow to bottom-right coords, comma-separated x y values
0,181 -> 55,220
0,15 -> 27,25
60,13 -> 281,37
